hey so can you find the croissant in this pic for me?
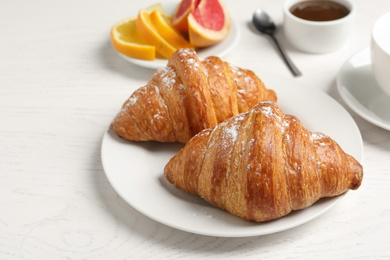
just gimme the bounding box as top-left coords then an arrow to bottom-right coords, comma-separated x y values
111,48 -> 277,143
164,101 -> 363,222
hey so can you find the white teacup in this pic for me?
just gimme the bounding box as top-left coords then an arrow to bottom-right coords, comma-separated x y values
371,12 -> 390,97
283,0 -> 355,53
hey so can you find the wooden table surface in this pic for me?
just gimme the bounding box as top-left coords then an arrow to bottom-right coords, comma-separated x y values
1,0 -> 389,259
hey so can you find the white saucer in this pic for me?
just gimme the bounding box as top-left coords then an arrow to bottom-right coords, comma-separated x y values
337,48 -> 390,130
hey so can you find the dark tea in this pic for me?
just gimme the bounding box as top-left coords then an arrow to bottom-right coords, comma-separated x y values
290,0 -> 350,21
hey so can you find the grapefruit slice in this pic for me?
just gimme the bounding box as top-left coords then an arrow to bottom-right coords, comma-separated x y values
172,0 -> 201,33
188,0 -> 231,47
150,10 -> 194,50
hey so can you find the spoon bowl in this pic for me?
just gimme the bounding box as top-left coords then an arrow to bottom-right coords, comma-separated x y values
252,9 -> 276,36
252,9 -> 301,77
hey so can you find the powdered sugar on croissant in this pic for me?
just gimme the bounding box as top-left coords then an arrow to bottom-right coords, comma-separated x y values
111,48 -> 277,143
164,101 -> 363,222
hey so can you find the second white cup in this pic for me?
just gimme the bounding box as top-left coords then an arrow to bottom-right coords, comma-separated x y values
371,12 -> 390,97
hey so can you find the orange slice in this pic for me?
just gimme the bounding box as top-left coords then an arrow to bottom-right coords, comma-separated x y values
137,9 -> 177,59
150,10 -> 194,50
110,16 -> 155,60
188,0 -> 231,47
145,3 -> 165,13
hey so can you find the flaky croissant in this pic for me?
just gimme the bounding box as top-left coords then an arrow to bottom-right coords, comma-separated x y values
111,48 -> 276,143
164,101 -> 363,222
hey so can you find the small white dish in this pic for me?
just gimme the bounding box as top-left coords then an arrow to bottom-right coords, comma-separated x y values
337,48 -> 390,131
116,2 -> 240,70
101,73 -> 363,237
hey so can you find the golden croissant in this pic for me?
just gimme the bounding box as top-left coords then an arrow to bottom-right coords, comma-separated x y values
164,101 -> 363,222
111,48 -> 277,143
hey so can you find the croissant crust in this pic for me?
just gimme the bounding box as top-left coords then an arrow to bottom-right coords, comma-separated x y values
164,101 -> 363,222
111,48 -> 277,143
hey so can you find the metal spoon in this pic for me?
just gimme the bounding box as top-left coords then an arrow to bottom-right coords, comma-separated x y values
252,9 -> 302,77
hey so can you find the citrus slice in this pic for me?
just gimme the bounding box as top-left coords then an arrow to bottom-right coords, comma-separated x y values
110,16 -> 156,61
150,10 -> 194,50
136,9 -> 177,59
145,3 -> 165,13
172,0 -> 201,33
188,0 -> 231,47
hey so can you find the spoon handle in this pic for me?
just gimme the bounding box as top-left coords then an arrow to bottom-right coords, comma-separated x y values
270,35 -> 302,77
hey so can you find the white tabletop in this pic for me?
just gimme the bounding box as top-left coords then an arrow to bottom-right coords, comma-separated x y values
1,0 -> 390,259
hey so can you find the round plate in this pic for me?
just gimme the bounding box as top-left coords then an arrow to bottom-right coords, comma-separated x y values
115,2 -> 240,69
337,48 -> 390,130
101,74 -> 363,237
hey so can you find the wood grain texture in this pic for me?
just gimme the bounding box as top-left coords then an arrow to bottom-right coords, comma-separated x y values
1,0 -> 390,259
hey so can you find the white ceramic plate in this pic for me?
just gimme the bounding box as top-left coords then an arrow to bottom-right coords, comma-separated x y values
115,2 -> 240,69
337,48 -> 390,131
101,73 -> 363,237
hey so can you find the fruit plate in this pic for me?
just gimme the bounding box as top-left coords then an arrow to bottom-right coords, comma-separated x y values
100,73 -> 363,237
116,2 -> 240,70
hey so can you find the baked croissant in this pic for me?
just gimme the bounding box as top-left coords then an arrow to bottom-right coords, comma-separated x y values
164,101 -> 363,222
111,48 -> 277,143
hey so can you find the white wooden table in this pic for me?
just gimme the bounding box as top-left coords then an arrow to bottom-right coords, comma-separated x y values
1,0 -> 389,259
